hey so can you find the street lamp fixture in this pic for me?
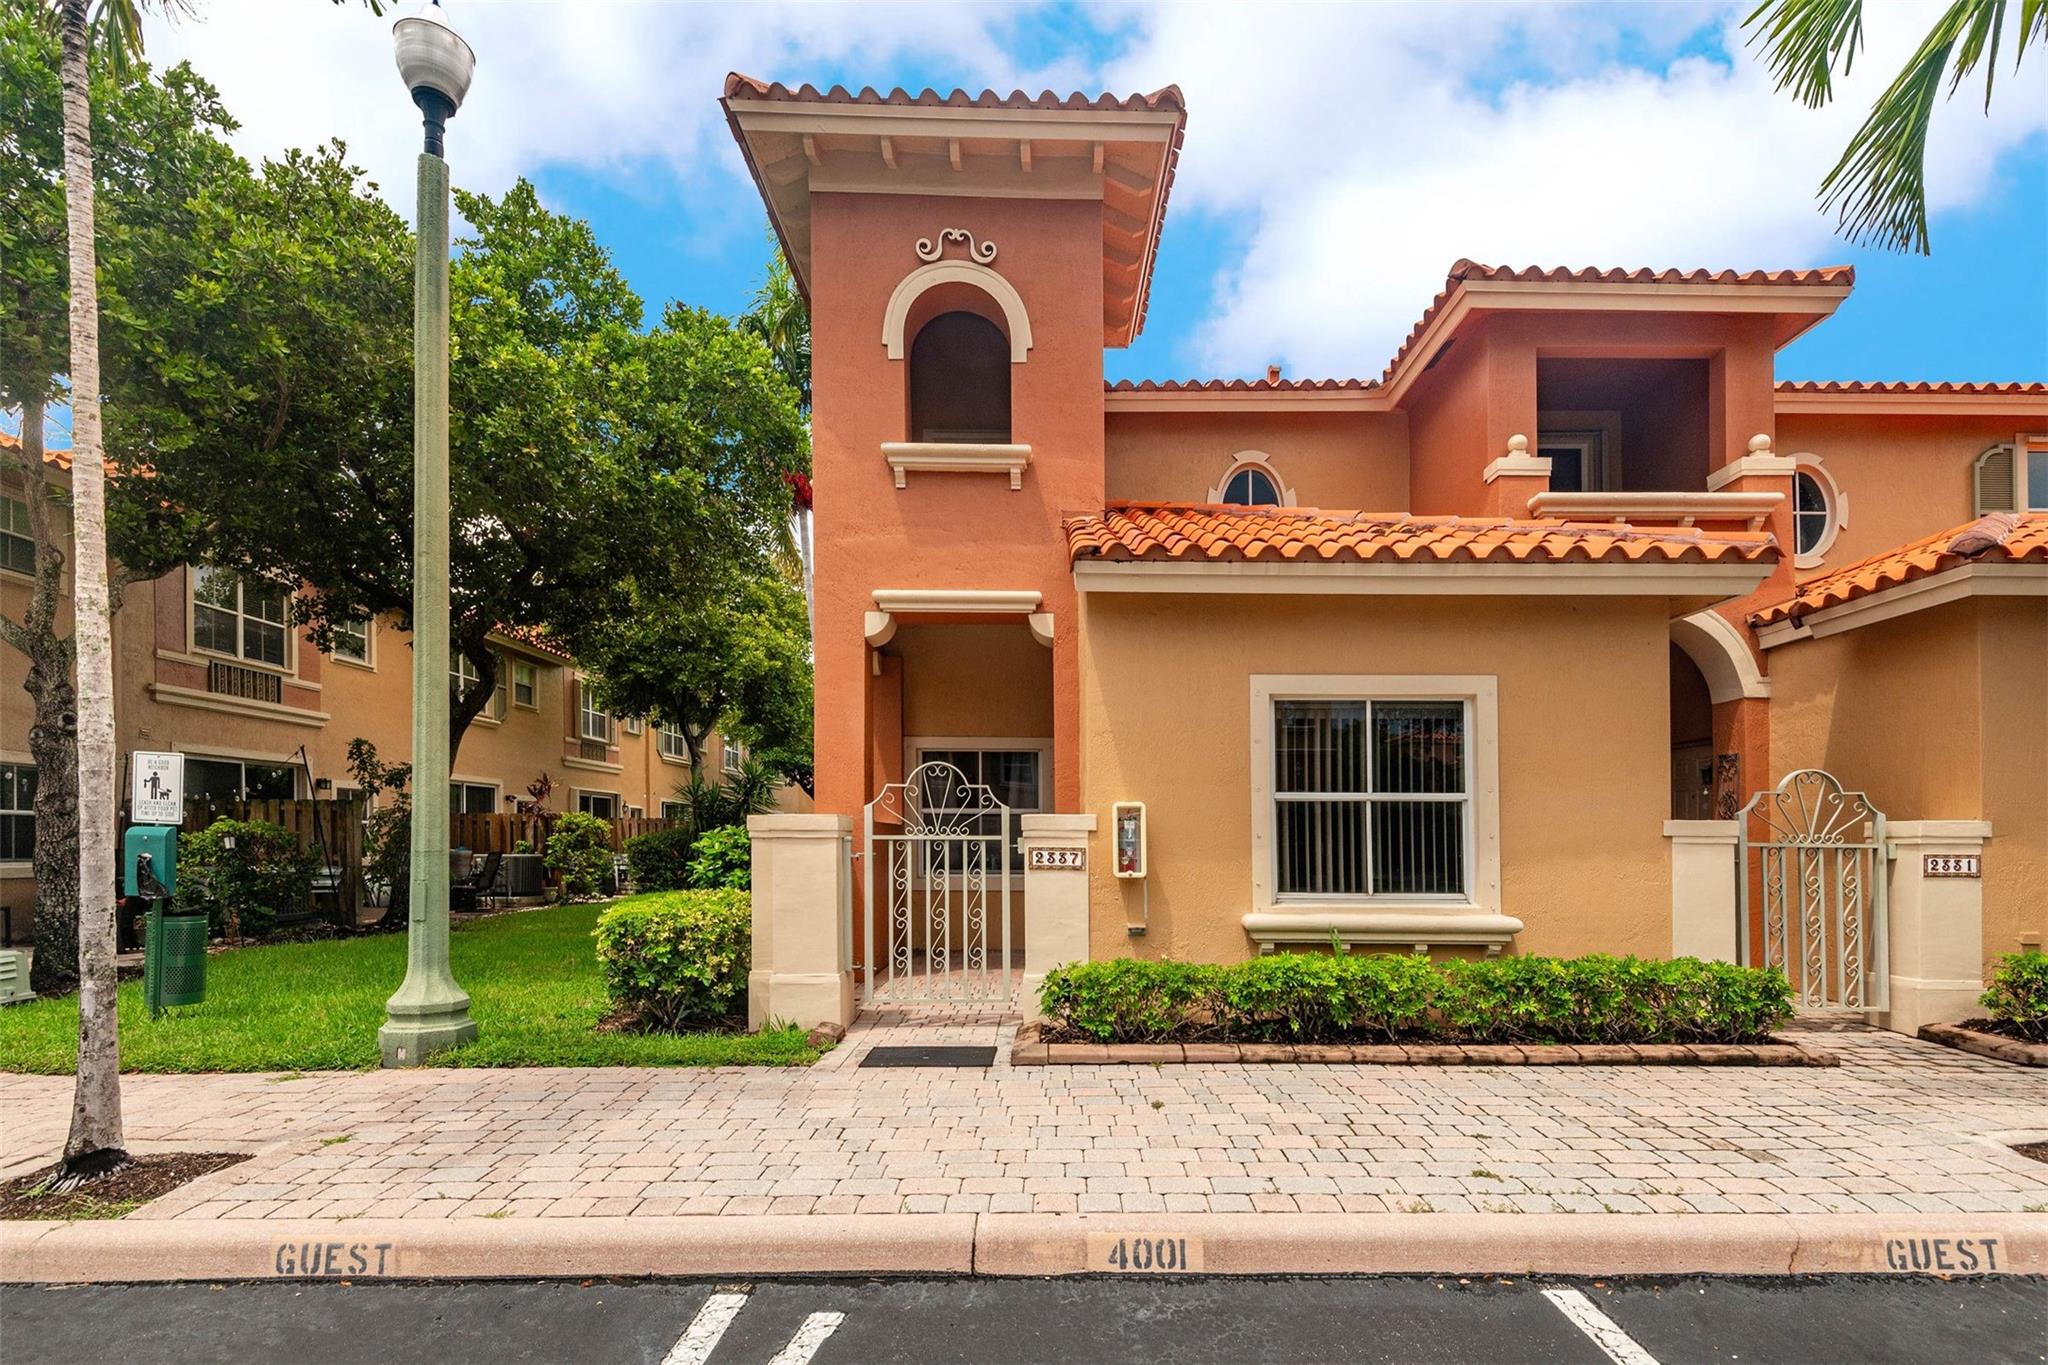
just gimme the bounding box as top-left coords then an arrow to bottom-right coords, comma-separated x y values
379,0 -> 477,1066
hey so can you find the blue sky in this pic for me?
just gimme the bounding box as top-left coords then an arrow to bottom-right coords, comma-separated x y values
113,1 -> 2048,395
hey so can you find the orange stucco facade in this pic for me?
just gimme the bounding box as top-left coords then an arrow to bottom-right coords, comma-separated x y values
725,76 -> 2045,993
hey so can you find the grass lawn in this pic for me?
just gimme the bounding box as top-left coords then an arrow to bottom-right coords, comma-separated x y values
0,900 -> 818,1074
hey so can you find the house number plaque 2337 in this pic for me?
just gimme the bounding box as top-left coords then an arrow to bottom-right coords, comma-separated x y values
1027,847 -> 1086,871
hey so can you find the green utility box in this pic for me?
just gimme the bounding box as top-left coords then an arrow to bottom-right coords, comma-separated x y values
126,824 -> 203,1014
123,824 -> 178,898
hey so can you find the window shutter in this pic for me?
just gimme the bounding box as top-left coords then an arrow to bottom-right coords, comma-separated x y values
1974,444 -> 2017,515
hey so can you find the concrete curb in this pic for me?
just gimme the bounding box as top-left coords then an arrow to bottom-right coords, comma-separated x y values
4,1213 -> 2040,1283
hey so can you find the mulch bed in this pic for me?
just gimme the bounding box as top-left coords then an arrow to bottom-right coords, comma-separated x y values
1015,1022 -> 1834,1067
1918,1022 -> 2048,1067
0,1152 -> 251,1221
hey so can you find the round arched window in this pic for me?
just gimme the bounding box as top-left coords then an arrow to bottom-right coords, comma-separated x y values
1794,471 -> 1829,555
1222,465 -> 1281,505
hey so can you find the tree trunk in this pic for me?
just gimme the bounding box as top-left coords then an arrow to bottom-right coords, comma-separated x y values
449,633 -> 497,763
58,0 -> 125,1176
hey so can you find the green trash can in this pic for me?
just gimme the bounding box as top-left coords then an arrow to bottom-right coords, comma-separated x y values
149,912 -> 208,1010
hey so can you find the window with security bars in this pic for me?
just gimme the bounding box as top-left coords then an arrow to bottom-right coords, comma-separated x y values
1272,699 -> 1468,898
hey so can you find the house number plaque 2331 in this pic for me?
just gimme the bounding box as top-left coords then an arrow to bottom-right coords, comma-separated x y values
1923,854 -> 1980,878
1027,847 -> 1086,871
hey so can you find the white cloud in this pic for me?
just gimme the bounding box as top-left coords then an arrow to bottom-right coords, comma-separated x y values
139,2 -> 2045,381
1099,1 -> 2048,377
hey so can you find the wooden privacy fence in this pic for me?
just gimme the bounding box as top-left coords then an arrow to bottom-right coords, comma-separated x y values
134,797 -> 369,926
448,813 -> 684,856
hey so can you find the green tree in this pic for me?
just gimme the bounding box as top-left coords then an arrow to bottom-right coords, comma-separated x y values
1747,0 -> 2047,251
0,13 -> 238,996
576,572 -> 813,786
740,246 -> 810,412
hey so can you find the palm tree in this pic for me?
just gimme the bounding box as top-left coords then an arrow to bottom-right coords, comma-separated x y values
1746,0 -> 2047,253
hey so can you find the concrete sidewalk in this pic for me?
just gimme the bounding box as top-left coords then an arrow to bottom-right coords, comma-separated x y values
4,1015 -> 2045,1225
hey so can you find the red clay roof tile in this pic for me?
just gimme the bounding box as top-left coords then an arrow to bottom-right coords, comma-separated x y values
1067,504 -> 1777,567
1751,513 -> 2048,625
1105,377 -> 1378,394
1775,380 -> 2047,396
721,74 -> 1186,114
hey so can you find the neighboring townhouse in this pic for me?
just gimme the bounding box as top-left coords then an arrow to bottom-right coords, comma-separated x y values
721,76 -> 2046,1028
1,431 -> 792,942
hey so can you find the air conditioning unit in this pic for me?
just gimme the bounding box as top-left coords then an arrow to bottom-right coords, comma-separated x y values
0,949 -> 33,1005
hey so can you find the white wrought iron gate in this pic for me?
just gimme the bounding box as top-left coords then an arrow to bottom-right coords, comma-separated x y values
1737,769 -> 1889,1011
861,761 -> 1018,1004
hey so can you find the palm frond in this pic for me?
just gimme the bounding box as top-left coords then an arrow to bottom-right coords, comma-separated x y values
1744,0 -> 1867,107
1818,0 -> 2041,252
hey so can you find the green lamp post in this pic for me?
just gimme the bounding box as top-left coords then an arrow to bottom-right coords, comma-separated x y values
380,1 -> 478,1067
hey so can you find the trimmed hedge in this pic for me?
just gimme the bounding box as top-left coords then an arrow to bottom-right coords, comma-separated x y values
1981,950 -> 2048,1042
545,811 -> 615,901
174,818 -> 316,940
686,825 -> 752,891
1039,953 -> 1794,1046
624,825 -> 696,893
594,890 -> 751,1031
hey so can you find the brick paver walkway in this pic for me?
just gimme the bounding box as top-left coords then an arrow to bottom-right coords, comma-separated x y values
2,1017 -> 2043,1221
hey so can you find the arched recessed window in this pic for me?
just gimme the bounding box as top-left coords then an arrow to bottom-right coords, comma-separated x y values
1790,455 -> 1846,567
909,311 -> 1011,444
1207,453 -> 1294,507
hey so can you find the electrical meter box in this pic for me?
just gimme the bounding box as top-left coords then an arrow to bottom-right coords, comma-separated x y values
123,824 -> 178,898
1112,801 -> 1147,879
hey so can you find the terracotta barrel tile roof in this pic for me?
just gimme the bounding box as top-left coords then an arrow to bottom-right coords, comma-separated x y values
495,623 -> 572,661
1752,513 -> 2048,625
1106,377 -> 1378,393
1381,260 -> 1855,385
721,74 -> 1187,113
1067,504 -> 1777,567
1775,379 -> 2048,396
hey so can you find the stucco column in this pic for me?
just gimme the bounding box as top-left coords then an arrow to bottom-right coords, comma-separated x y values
1665,819 -> 1739,961
1881,821 -> 1992,1035
1019,814 -> 1097,1012
1481,434 -> 1551,518
747,814 -> 855,1033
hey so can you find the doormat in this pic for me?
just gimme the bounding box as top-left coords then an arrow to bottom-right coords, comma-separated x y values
859,1045 -> 998,1068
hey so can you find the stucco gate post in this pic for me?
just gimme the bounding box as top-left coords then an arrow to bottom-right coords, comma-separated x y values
1880,821 -> 1992,1035
1018,814 -> 1097,1012
1664,819 -> 1740,961
746,815 -> 855,1033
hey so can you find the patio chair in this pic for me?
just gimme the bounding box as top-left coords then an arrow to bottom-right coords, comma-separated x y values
453,850 -> 504,914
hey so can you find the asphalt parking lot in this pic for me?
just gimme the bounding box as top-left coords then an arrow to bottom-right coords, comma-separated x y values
4,1273 -> 2045,1365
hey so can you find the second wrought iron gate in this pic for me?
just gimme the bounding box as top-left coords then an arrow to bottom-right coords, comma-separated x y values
1737,769 -> 1889,1011
861,761 -> 1018,1005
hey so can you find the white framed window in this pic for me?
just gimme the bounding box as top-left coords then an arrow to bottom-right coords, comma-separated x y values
660,800 -> 687,820
1539,431 -> 1608,494
658,723 -> 690,761
623,805 -> 643,819
1206,452 -> 1294,507
1251,675 -> 1500,914
576,790 -> 618,819
578,682 -> 613,744
1,496 -> 34,576
451,651 -> 506,720
332,616 -> 372,666
450,781 -> 498,815
722,738 -> 748,775
1974,436 -> 2048,515
512,660 -> 538,709
623,716 -> 644,737
2027,435 -> 2048,511
184,754 -> 297,802
1789,455 -> 1846,567
192,567 -> 289,668
0,762 -> 36,862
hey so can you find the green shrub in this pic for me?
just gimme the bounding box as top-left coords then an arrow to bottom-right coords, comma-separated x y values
1981,951 -> 2048,1042
544,812 -> 615,901
173,819 -> 316,941
594,890 -> 752,1030
1038,953 -> 1793,1045
625,825 -> 697,893
686,824 -> 752,891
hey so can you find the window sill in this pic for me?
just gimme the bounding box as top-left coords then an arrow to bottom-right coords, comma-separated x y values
1242,907 -> 1523,955
881,441 -> 1032,491
329,655 -> 375,672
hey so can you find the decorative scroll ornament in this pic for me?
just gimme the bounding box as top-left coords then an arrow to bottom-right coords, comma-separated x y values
914,228 -> 997,265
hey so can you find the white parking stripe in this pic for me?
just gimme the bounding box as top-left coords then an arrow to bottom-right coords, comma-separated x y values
1542,1288 -> 1662,1365
661,1291 -> 751,1365
766,1311 -> 847,1365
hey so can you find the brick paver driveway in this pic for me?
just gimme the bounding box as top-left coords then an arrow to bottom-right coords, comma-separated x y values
3,1015 -> 2043,1221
